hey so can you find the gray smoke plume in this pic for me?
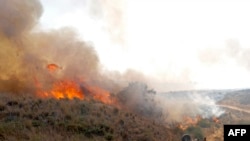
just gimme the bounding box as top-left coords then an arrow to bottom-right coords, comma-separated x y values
155,91 -> 225,122
0,0 -> 102,95
0,0 -> 43,37
0,0 -> 224,124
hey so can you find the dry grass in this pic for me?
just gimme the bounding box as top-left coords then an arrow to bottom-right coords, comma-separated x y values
0,93 -> 178,141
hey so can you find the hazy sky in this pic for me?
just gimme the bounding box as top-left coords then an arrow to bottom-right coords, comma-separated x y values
39,0 -> 250,90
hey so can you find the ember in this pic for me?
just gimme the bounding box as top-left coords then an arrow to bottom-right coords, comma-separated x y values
47,63 -> 61,72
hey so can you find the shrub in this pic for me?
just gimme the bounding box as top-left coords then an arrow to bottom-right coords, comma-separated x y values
0,105 -> 5,111
105,133 -> 113,141
113,107 -> 119,115
198,119 -> 211,128
116,82 -> 162,118
185,126 -> 204,139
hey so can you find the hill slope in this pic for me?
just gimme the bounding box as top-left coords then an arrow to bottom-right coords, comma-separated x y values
218,89 -> 250,109
0,94 -> 178,141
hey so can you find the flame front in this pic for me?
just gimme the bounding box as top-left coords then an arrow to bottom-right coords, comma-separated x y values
87,85 -> 112,104
35,64 -> 114,103
178,115 -> 202,130
50,80 -> 83,99
48,80 -> 84,99
35,78 -> 114,104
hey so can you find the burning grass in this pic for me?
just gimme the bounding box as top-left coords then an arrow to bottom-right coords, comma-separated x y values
0,0 -> 231,140
39,80 -> 84,100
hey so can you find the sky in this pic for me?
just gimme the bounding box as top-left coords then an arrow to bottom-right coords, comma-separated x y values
39,0 -> 250,91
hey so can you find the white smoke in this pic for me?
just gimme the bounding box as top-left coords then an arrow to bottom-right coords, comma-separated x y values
156,91 -> 225,122
192,93 -> 224,117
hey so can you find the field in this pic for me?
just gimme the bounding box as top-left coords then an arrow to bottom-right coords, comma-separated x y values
0,85 -> 250,141
0,92 -> 178,141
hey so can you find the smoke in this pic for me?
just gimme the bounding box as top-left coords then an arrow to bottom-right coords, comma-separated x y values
116,82 -> 224,123
0,0 -> 155,96
0,0 -> 43,37
87,0 -> 127,45
0,0 -> 224,125
0,0 -> 102,95
155,91 -> 224,122
225,39 -> 250,70
191,93 -> 224,117
198,39 -> 250,70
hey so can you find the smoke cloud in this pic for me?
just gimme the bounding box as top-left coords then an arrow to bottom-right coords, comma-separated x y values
156,91 -> 224,122
0,0 -> 102,95
116,82 -> 224,123
0,0 -> 154,95
87,0 -> 127,45
225,39 -> 250,70
0,0 -> 43,37
199,39 -> 250,70
0,0 -> 224,125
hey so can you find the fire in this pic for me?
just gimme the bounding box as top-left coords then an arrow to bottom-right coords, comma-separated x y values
35,78 -> 114,104
178,115 -> 202,130
49,80 -> 84,100
47,63 -> 61,72
36,64 -> 114,103
87,85 -> 112,104
178,115 -> 221,130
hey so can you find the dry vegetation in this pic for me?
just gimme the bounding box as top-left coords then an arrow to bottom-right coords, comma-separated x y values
218,89 -> 250,109
204,89 -> 250,141
0,93 -> 179,141
1,85 -> 250,141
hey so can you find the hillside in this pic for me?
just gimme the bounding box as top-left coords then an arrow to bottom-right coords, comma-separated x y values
0,93 -> 178,141
2,86 -> 250,141
218,89 -> 250,109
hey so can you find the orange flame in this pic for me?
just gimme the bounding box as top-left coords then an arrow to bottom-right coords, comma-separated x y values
49,80 -> 84,99
35,78 -> 114,105
87,85 -> 112,104
47,63 -> 61,72
35,68 -> 114,103
178,115 -> 202,130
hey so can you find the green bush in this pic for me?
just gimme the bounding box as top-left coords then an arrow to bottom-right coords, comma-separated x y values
198,119 -> 211,128
185,126 -> 204,139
